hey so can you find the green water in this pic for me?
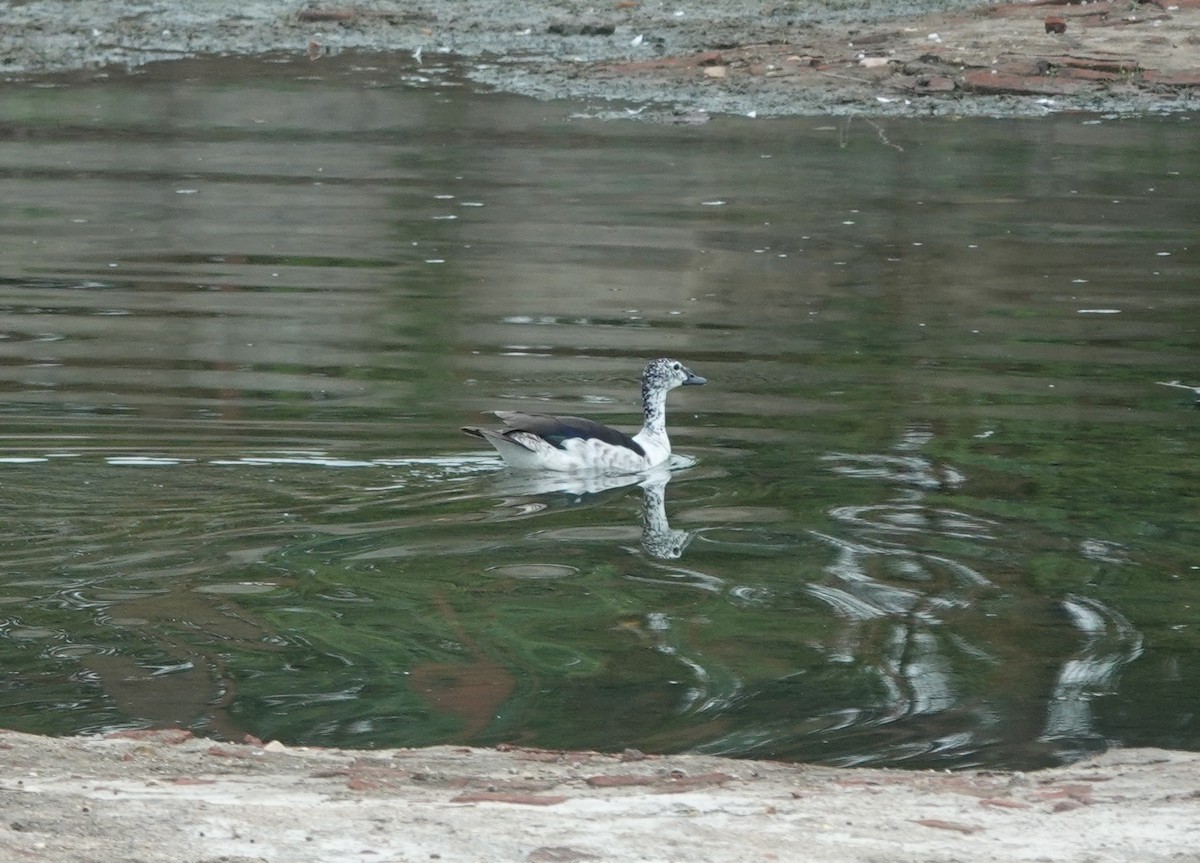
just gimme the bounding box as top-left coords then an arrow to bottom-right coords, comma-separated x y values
0,54 -> 1196,769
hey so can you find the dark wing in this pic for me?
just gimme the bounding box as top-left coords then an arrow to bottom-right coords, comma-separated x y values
491,411 -> 646,457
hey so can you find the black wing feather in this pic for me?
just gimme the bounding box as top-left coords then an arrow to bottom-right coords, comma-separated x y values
492,411 -> 645,457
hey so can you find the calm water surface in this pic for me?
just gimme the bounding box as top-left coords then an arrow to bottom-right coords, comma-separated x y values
0,54 -> 1197,770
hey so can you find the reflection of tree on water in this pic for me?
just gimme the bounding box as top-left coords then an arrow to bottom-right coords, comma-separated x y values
481,439 -> 1145,765
1042,594 -> 1142,752
807,425 -> 1143,766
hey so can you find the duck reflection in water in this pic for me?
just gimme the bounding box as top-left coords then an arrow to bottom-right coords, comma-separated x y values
637,467 -> 694,560
482,462 -> 695,561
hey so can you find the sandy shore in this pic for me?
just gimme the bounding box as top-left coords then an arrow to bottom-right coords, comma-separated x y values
3,728 -> 1199,862
2,1 -> 1199,117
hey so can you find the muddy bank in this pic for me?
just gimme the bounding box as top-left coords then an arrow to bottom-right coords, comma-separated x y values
2,728 -> 1198,862
2,1 -> 1199,118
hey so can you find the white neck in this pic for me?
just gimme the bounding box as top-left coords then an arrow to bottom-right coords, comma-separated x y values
635,383 -> 671,458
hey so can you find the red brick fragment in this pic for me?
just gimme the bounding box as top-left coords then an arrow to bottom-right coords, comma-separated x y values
914,818 -> 985,835
1057,55 -> 1139,74
665,771 -> 736,789
980,797 -> 1032,810
916,75 -> 956,92
297,9 -> 355,22
833,778 -> 883,788
529,848 -> 601,863
206,745 -> 255,759
586,774 -> 656,788
963,69 -> 1087,95
450,792 -> 568,805
310,767 -> 351,779
1041,783 -> 1094,803
1057,66 -> 1122,81
1144,70 -> 1200,87
518,750 -> 570,763
346,776 -> 385,792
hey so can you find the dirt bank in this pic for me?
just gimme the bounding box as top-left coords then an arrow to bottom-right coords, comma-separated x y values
2,728 -> 1198,862
2,1 -> 1199,118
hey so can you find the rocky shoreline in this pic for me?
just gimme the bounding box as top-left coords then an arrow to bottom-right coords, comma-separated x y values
3,728 -> 1198,862
2,1 -> 1199,118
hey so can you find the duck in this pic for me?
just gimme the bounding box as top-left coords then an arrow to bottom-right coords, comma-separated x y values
462,358 -> 706,474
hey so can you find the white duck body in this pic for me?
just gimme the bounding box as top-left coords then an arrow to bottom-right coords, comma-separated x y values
463,358 -> 706,474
